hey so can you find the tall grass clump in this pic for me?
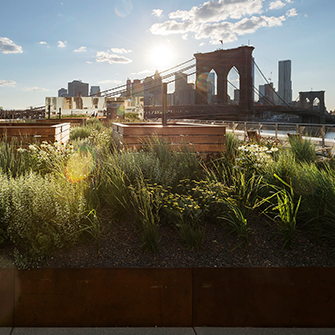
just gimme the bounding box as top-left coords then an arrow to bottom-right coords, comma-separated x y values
0,173 -> 11,245
263,149 -> 299,186
140,137 -> 202,189
294,163 -> 335,244
6,173 -> 86,266
129,178 -> 161,252
99,151 -> 134,220
225,131 -> 240,161
219,201 -> 249,250
70,118 -> 104,141
288,136 -> 315,164
159,185 -> 205,249
20,141 -> 75,176
271,175 -> 301,249
0,136 -> 31,177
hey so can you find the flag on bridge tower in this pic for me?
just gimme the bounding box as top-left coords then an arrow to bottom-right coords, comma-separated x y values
219,40 -> 223,49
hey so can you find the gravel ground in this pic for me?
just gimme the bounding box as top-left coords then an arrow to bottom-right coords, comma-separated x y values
1,213 -> 334,268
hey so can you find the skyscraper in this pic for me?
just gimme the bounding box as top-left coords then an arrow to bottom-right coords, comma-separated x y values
90,86 -> 100,96
68,80 -> 89,97
207,72 -> 215,103
278,60 -> 292,104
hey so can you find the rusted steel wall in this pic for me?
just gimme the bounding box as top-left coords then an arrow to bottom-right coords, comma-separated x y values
1,267 -> 335,327
193,268 -> 335,327
0,268 -> 15,327
13,268 -> 192,327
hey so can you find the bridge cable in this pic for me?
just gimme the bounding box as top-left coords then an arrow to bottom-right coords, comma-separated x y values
252,59 -> 295,110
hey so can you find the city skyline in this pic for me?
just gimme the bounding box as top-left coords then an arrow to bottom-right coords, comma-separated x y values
1,0 -> 334,111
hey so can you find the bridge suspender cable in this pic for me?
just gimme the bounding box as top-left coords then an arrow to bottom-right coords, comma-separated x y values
252,59 -> 295,110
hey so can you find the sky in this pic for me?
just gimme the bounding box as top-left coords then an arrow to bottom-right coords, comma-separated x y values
1,0 -> 335,111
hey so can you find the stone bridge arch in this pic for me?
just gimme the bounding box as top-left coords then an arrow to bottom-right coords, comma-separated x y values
299,91 -> 325,114
194,46 -> 254,112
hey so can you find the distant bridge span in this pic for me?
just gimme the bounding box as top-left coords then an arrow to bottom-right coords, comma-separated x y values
144,104 -> 335,124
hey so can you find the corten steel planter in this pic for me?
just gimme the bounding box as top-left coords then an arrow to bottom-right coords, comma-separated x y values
1,267 -> 335,327
0,122 -> 70,145
12,268 -> 192,327
112,122 -> 226,156
36,117 -> 88,127
0,268 -> 15,327
192,267 -> 335,328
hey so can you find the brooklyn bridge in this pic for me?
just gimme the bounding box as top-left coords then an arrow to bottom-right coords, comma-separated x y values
1,46 -> 334,124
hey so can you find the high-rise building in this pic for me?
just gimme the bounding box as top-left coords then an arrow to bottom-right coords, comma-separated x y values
278,60 -> 292,104
90,86 -> 100,96
58,88 -> 68,97
68,80 -> 89,97
207,72 -> 215,103
259,83 -> 275,105
173,72 -> 195,105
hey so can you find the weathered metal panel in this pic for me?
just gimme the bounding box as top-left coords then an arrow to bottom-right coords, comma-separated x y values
14,268 -> 192,327
193,267 -> 335,327
0,268 -> 15,327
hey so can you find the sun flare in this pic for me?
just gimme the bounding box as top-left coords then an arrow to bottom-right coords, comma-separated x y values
150,45 -> 174,69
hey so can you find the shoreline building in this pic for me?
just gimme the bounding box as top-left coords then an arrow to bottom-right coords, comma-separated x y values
207,72 -> 215,104
173,72 -> 195,105
68,80 -> 89,97
258,83 -> 275,105
278,60 -> 292,105
90,86 -> 101,96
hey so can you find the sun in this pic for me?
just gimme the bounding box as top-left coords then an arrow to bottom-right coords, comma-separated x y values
150,45 -> 174,69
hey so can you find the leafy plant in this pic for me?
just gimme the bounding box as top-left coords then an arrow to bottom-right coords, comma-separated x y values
129,178 -> 161,252
219,201 -> 249,250
288,136 -> 315,164
6,173 -> 87,265
225,131 -> 240,161
272,174 -> 301,249
294,163 -> 335,244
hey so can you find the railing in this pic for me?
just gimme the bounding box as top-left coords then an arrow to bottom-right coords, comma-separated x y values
172,119 -> 335,148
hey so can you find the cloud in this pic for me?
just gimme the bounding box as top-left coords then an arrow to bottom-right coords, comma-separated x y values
0,37 -> 23,54
110,48 -> 132,54
0,80 -> 16,87
199,42 -> 206,46
269,1 -> 286,10
39,41 -> 48,45
135,69 -> 153,75
150,0 -> 292,44
98,79 -> 123,85
86,61 -> 92,64
152,9 -> 163,17
23,87 -> 49,92
286,8 -> 298,17
73,46 -> 86,53
57,40 -> 67,48
96,51 -> 132,64
168,0 -> 264,23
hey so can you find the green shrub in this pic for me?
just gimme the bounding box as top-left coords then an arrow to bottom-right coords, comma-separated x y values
263,149 -> 298,185
129,178 -> 161,252
159,187 -> 205,249
20,141 -> 75,176
70,126 -> 92,141
69,118 -> 104,141
288,136 -> 315,164
294,163 -> 335,244
271,175 -> 301,249
6,173 -> 86,264
0,173 -> 11,245
219,201 -> 249,250
0,137 -> 31,177
225,132 -> 240,161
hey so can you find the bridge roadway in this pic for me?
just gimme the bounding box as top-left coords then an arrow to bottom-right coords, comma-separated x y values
144,104 -> 335,124
0,108 -> 45,120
